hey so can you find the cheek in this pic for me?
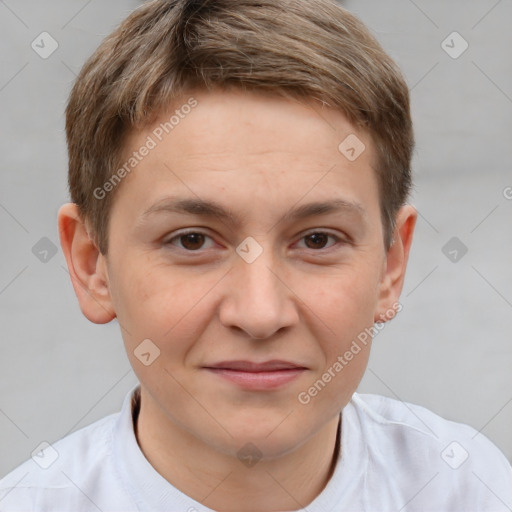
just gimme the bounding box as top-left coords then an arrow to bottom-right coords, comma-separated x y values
301,261 -> 381,381
112,261 -> 217,350
299,271 -> 376,409
301,262 -> 381,327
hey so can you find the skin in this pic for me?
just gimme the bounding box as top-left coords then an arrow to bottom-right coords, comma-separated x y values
58,87 -> 416,512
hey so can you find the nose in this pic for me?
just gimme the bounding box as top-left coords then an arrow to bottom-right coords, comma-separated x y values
218,245 -> 299,340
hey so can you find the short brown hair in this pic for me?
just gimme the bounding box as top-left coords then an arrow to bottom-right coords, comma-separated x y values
66,0 -> 413,254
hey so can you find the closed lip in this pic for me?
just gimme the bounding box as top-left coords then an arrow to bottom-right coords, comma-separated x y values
202,360 -> 307,372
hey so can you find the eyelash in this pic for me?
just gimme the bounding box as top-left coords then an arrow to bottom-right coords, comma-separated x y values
164,229 -> 346,253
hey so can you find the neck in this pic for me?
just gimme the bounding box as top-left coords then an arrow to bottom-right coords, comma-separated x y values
134,388 -> 341,512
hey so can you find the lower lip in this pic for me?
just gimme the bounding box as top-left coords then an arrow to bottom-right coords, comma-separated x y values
205,368 -> 306,390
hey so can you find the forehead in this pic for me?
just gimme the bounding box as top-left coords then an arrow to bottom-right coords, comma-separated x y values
125,87 -> 375,162
114,88 -> 380,224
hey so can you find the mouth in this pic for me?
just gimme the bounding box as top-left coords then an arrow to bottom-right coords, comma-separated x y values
202,360 -> 308,390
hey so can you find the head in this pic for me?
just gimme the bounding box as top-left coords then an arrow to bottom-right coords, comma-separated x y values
59,0 -> 416,460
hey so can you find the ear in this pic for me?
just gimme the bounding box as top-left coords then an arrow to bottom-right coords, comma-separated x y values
374,205 -> 417,323
58,203 -> 115,324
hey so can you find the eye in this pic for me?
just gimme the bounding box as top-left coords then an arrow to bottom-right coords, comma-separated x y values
295,231 -> 343,250
165,230 -> 216,251
164,229 -> 346,253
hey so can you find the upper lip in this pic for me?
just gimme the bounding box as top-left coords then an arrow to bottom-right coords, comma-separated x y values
203,360 -> 307,372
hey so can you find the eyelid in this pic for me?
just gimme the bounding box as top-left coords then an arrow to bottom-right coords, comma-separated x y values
301,228 -> 343,238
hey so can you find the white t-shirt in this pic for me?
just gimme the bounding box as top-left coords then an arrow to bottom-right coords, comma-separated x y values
1,384 -> 511,511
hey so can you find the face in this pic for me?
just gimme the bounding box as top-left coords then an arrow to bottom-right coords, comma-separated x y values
98,88 -> 402,458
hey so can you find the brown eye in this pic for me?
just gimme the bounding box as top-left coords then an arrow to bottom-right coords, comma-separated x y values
166,231 -> 215,251
179,233 -> 205,250
295,231 -> 345,252
304,232 -> 330,249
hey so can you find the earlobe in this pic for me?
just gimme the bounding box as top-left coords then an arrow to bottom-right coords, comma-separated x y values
58,203 -> 116,324
374,205 -> 417,323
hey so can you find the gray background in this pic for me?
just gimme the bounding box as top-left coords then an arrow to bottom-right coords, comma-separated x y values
0,0 -> 511,478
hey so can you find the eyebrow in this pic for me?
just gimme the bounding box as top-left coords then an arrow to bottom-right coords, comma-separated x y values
141,197 -> 366,227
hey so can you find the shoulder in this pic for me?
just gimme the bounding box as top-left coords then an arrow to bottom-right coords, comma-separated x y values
351,392 -> 503,445
346,393 -> 512,510
0,412 -> 120,511
350,392 -> 511,468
